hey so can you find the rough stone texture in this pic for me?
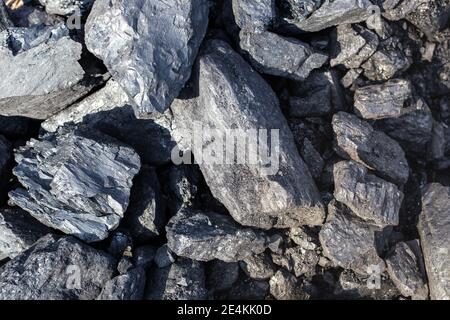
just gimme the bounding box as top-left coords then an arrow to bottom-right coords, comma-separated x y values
0,1 -> 12,31
271,246 -> 319,277
333,161 -> 403,227
240,252 -> 276,280
163,164 -> 200,214
385,242 -> 429,299
97,267 -> 146,300
154,244 -> 176,269
171,39 -> 325,230
333,112 -> 409,186
240,30 -> 328,81
9,125 -> 141,242
331,24 -> 379,69
206,260 -> 240,292
299,138 -> 324,180
0,24 -> 101,120
166,208 -> 271,263
232,0 -> 276,32
38,0 -> 95,16
319,200 -> 385,275
225,277 -> 269,300
42,80 -> 175,166
0,207 -> 51,261
85,0 -> 210,116
0,234 -> 116,300
133,245 -> 156,270
145,258 -> 208,300
124,166 -> 165,242
418,183 -> 450,300
0,135 -> 11,200
269,269 -> 312,300
279,0 -> 374,33
354,79 -> 413,120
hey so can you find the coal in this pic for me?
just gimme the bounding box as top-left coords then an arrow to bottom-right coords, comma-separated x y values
38,0 -> 95,16
97,267 -> 146,300
232,0 -> 276,32
269,269 -> 313,300
9,125 -> 141,242
0,135 -> 12,200
240,252 -> 276,280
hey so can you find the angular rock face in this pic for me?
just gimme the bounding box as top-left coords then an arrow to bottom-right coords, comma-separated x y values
240,252 -> 276,280
0,1 -> 12,31
354,79 -> 413,120
97,268 -> 146,300
0,135 -> 12,200
0,207 -> 51,261
38,0 -> 95,16
333,161 -> 403,227
269,269 -> 312,300
272,246 -> 319,277
418,183 -> 450,300
146,258 -> 208,300
319,201 -> 385,275
332,112 -> 409,186
240,30 -> 328,81
279,0 -> 374,33
232,0 -> 276,32
0,235 -> 116,300
171,39 -> 325,230
385,242 -> 429,299
0,24 -> 100,120
166,208 -> 271,263
9,125 -> 141,242
85,0 -> 209,117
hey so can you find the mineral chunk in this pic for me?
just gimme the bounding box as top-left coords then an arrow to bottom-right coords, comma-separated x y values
333,161 -> 403,227
232,0 -> 276,32
0,207 -> 50,261
97,267 -> 146,300
85,0 -> 209,116
0,234 -> 116,300
9,125 -> 141,242
269,269 -> 313,300
145,258 -> 208,300
418,183 -> 450,300
271,246 -> 319,277
0,24 -> 100,120
171,39 -> 325,230
240,252 -> 276,280
385,242 -> 429,299
240,30 -> 328,81
0,136 -> 11,199
166,208 -> 271,263
0,1 -> 12,31
38,0 -> 95,16
319,200 -> 385,275
332,112 -> 409,186
354,79 -> 413,120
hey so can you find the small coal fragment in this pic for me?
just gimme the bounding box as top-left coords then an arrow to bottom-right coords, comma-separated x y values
154,244 -> 176,269
232,0 -> 276,32
85,0 -> 209,116
0,206 -> 51,261
9,125 -> 141,242
133,245 -> 156,270
0,234 -> 116,300
38,0 -> 95,16
240,252 -> 276,280
269,269 -> 313,300
0,136 -> 12,200
97,267 -> 146,301
333,112 -> 409,186
272,246 -> 319,277
166,208 -> 272,263
418,183 -> 450,300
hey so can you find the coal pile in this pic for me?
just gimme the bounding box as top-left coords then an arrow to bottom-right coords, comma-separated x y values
0,0 -> 449,301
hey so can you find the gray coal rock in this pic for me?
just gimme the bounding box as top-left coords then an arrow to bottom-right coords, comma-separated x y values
0,207 -> 50,261
319,200 -> 385,275
269,269 -> 313,300
145,258 -> 208,300
38,0 -> 95,16
333,161 -> 403,227
97,267 -> 146,300
239,30 -> 328,81
171,39 -> 325,230
232,0 -> 276,32
225,277 -> 269,300
133,245 -> 156,270
206,260 -> 240,292
299,138 -> 325,180
354,79 -> 413,120
0,135 -> 11,199
240,252 -> 277,280
0,1 -> 12,31
124,166 -> 165,242
331,24 -> 379,69
332,112 -> 409,186
271,246 -> 319,277
166,208 -> 272,263
0,234 -> 116,300
9,125 -> 141,242
385,242 -> 429,299
154,244 -> 176,269
85,0 -> 209,117
0,24 -> 101,120
279,0 -> 374,33
418,183 -> 450,300
164,164 -> 200,214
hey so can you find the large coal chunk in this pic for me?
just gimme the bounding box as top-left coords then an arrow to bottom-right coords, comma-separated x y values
97,267 -> 146,300
332,112 -> 409,186
9,125 -> 141,242
319,200 -> 385,275
239,30 -> 328,81
145,258 -> 208,300
0,234 -> 116,300
334,161 -> 403,227
418,183 -> 450,300
0,207 -> 51,261
166,208 -> 272,263
0,24 -> 101,120
171,40 -> 325,230
85,0 -> 209,117
232,0 -> 276,32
